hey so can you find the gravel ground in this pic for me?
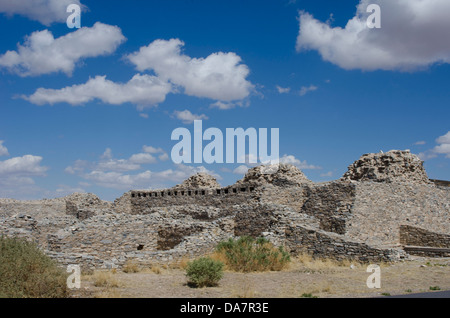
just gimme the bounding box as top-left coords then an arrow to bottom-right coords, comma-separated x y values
72,257 -> 450,298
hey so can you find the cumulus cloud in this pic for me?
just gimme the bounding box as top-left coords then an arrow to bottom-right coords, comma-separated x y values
85,165 -> 212,190
0,0 -> 85,26
0,22 -> 126,76
63,146 -> 218,190
78,164 -> 218,190
280,154 -> 321,170
23,74 -> 172,108
299,85 -> 318,96
0,140 -> 9,156
433,132 -> 450,158
173,110 -> 208,124
66,148 -> 159,174
126,38 -> 254,102
0,155 -> 48,176
419,131 -> 450,160
296,0 -> 450,71
0,154 -> 48,197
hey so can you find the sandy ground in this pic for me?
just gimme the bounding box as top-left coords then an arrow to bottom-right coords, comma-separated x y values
72,256 -> 450,298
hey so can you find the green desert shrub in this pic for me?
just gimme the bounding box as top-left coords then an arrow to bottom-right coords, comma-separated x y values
185,257 -> 224,288
0,236 -> 69,298
215,236 -> 290,272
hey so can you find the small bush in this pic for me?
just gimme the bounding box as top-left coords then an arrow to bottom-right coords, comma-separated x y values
0,236 -> 69,298
215,236 -> 291,272
185,257 -> 224,288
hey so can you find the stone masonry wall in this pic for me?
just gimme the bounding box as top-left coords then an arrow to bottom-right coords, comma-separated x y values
346,182 -> 450,248
301,182 -> 356,235
284,224 -> 404,262
130,185 -> 258,214
400,225 -> 450,248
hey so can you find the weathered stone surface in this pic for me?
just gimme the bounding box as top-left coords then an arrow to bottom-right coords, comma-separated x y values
172,173 -> 221,190
342,150 -> 430,184
400,225 -> 450,248
236,164 -> 312,188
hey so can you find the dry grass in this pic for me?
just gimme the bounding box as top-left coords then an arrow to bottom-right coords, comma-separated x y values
86,270 -> 120,288
122,260 -> 140,273
229,276 -> 257,298
140,265 -> 164,275
169,256 -> 192,270
288,253 -> 366,272
209,251 -> 230,269
74,257 -> 449,298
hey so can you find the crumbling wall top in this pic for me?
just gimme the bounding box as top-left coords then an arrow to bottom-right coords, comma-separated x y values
235,164 -> 312,188
172,173 -> 221,190
341,150 -> 430,184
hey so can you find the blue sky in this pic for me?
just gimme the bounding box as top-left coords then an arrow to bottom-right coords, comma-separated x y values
0,0 -> 449,200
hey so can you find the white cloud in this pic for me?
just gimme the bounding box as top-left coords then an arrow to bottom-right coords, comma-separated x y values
158,153 -> 169,161
128,153 -> 157,165
84,170 -> 153,190
139,113 -> 149,119
66,148 -> 160,174
0,0 -> 85,26
414,141 -> 426,146
64,159 -> 88,174
233,165 -> 250,175
436,132 -> 450,145
0,155 -> 47,176
210,100 -> 249,110
63,146 -> 220,190
296,0 -> 450,71
299,85 -> 318,96
0,22 -> 125,76
77,163 -> 219,190
173,110 -> 208,124
100,148 -> 113,160
276,85 -> 291,94
0,140 -> 9,156
142,146 -> 165,154
0,154 -> 48,197
280,154 -> 321,170
433,131 -> 450,158
24,74 -> 172,108
419,131 -> 450,160
126,38 -> 254,101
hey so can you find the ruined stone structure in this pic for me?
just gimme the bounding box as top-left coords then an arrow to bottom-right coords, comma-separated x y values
1,150 -> 449,270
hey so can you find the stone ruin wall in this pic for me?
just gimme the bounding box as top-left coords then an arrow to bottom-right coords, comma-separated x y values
1,150 -> 449,269
346,182 -> 450,248
130,185 -> 259,214
400,225 -> 450,248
